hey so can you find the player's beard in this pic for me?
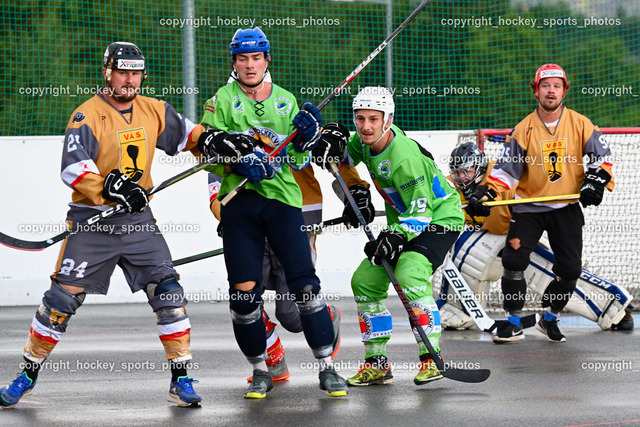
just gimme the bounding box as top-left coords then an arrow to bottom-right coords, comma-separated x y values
109,83 -> 139,102
539,96 -> 562,114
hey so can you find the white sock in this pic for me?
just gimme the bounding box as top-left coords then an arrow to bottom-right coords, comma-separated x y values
252,361 -> 268,372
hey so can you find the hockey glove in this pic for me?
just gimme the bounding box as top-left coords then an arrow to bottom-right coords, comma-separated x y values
343,184 -> 376,228
364,229 -> 406,267
197,129 -> 255,162
102,169 -> 149,213
230,152 -> 276,185
292,102 -> 322,152
580,168 -> 611,207
312,122 -> 349,170
465,185 -> 496,217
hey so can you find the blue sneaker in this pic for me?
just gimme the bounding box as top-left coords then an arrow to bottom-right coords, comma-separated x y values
0,372 -> 36,409
168,376 -> 201,407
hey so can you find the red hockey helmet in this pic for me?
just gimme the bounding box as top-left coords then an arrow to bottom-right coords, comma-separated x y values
534,64 -> 568,95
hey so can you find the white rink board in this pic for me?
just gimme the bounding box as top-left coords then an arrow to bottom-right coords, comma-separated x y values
0,131 -> 461,306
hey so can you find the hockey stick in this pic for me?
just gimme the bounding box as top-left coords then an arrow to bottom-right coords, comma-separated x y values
172,247 -> 224,267
220,0 -> 433,207
0,156 -> 221,251
330,163 -> 490,383
462,193 -> 580,209
441,258 -> 538,332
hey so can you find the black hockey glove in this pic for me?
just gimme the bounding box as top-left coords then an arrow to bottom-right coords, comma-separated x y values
197,129 -> 255,162
342,184 -> 375,228
292,102 -> 322,152
464,185 -> 497,217
102,169 -> 149,213
580,168 -> 611,207
364,229 -> 406,267
312,122 -> 349,170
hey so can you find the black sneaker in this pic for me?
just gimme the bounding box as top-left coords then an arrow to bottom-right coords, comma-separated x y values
536,318 -> 566,342
492,322 -> 524,343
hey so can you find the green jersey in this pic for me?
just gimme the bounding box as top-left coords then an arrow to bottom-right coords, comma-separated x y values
200,81 -> 309,208
345,125 -> 464,240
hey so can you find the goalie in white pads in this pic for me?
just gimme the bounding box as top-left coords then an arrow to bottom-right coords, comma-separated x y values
439,141 -> 633,332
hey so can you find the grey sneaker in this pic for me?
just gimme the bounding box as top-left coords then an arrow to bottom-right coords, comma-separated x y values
536,318 -> 566,342
246,357 -> 290,382
244,369 -> 273,399
319,367 -> 348,397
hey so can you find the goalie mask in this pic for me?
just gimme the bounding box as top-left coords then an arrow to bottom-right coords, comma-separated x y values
352,86 -> 395,143
103,42 -> 147,84
449,142 -> 488,199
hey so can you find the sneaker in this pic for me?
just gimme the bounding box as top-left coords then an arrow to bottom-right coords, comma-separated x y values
414,359 -> 443,385
328,305 -> 342,359
168,376 -> 201,407
247,356 -> 290,382
536,318 -> 566,342
346,357 -> 393,386
245,369 -> 273,399
611,310 -> 634,331
319,367 -> 348,397
493,321 -> 524,343
0,372 -> 36,409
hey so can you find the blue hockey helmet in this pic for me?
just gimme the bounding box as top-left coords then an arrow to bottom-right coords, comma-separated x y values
229,28 -> 270,61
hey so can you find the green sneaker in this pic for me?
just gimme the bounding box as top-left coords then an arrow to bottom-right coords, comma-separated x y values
346,356 -> 393,386
414,358 -> 443,385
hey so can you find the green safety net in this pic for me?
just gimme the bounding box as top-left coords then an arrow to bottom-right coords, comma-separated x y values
1,0 -> 639,136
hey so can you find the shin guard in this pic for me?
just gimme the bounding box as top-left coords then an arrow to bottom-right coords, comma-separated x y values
25,281 -> 85,363
230,287 -> 267,363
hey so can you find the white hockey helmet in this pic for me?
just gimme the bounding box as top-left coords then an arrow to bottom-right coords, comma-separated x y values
352,86 -> 395,129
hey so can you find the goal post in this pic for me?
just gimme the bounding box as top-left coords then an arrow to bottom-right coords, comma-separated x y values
442,127 -> 640,312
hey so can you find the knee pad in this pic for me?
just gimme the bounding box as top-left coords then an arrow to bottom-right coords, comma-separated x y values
36,281 -> 86,332
146,276 -> 185,311
294,285 -> 325,315
502,249 -> 531,272
229,287 -> 263,324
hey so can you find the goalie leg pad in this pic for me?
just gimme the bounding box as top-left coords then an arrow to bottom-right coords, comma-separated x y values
25,281 -> 86,363
529,243 -> 632,329
572,271 -> 633,329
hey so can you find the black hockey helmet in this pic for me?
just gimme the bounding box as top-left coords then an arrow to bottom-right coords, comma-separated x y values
449,142 -> 488,199
103,42 -> 147,83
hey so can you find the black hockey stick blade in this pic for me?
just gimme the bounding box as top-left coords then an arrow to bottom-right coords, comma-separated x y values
441,366 -> 491,383
0,156 -> 220,251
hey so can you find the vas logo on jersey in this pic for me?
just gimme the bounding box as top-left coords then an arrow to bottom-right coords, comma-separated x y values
540,138 -> 567,182
117,128 -> 147,182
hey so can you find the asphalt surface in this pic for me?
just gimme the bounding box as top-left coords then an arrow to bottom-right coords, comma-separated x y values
1,297 -> 639,426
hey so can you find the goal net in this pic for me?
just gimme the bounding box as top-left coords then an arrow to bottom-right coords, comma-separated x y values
435,127 -> 640,312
